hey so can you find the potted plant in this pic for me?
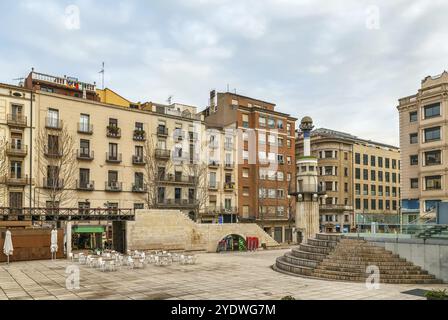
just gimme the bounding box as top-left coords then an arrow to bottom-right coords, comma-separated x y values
107,125 -> 119,135
425,289 -> 448,300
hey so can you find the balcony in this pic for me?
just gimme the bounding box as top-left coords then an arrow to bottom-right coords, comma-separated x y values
209,183 -> 218,190
157,126 -> 168,137
189,132 -> 198,141
155,148 -> 171,160
45,117 -> 63,130
132,155 -> 146,165
77,180 -> 95,191
205,206 -> 238,215
44,146 -> 63,158
209,141 -> 219,149
105,181 -> 122,192
6,143 -> 27,157
132,183 -> 147,193
43,178 -> 64,189
106,152 -> 122,163
77,123 -> 93,134
224,142 -> 233,150
158,174 -> 195,185
224,182 -> 236,191
7,114 -> 27,128
295,183 -> 326,194
157,199 -> 196,208
319,204 -> 353,211
76,150 -> 94,161
173,129 -> 185,142
133,130 -> 146,141
5,175 -> 31,187
208,160 -> 220,168
172,151 -> 190,163
224,163 -> 234,170
106,126 -> 121,138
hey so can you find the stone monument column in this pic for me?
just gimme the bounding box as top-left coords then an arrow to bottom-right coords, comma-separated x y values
293,117 -> 325,243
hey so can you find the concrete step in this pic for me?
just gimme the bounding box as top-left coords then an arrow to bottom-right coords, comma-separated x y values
316,234 -> 342,241
316,265 -> 428,275
275,257 -> 314,276
299,243 -> 332,255
290,248 -> 328,262
307,238 -> 339,248
283,252 -> 319,268
313,268 -> 436,280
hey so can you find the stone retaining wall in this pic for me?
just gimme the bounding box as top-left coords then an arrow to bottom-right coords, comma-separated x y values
126,209 -> 279,252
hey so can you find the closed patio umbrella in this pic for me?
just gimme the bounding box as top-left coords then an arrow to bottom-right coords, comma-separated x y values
51,229 -> 58,260
3,230 -> 13,265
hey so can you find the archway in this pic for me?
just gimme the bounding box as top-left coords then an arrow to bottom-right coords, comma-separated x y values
217,234 -> 246,252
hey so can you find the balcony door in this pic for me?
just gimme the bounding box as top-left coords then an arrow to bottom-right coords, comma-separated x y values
10,161 -> 22,179
79,169 -> 90,187
11,133 -> 22,150
109,143 -> 118,160
80,114 -> 90,132
135,172 -> 143,188
80,139 -> 90,156
158,187 -> 165,203
9,192 -> 23,215
11,104 -> 23,118
108,171 -> 118,183
135,146 -> 143,158
47,109 -> 59,127
175,188 -> 182,203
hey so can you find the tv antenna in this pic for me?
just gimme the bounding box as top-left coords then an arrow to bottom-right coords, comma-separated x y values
13,77 -> 25,86
98,62 -> 105,89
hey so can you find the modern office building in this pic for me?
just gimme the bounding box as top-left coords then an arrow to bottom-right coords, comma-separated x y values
397,71 -> 448,223
203,91 -> 297,243
296,128 -> 401,232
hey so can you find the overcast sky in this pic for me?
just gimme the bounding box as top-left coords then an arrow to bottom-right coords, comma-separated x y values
1,0 -> 448,146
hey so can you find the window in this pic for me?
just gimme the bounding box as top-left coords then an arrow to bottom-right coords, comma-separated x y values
355,153 -> 361,164
410,155 -> 418,165
378,185 -> 383,196
392,173 -> 397,183
277,189 -> 285,198
268,134 -> 276,145
242,168 -> 249,178
325,150 -> 333,158
424,127 -> 441,142
378,171 -> 383,182
258,133 -> 266,145
277,119 -> 284,129
363,154 -> 368,165
425,175 -> 441,190
47,109 -> 59,127
410,178 -> 418,189
363,169 -> 368,180
277,171 -> 284,181
80,139 -> 90,156
371,170 -> 376,181
371,155 -> 376,166
410,133 -> 418,144
385,158 -> 390,168
424,150 -> 441,166
135,122 -> 144,131
344,152 -> 348,160
109,118 -> 118,127
385,172 -> 390,182
355,198 -> 361,210
209,172 -> 217,188
425,200 -> 441,212
409,111 -> 418,122
363,199 -> 369,210
363,184 -> 368,195
243,187 -> 250,196
378,157 -> 383,167
392,159 -> 397,169
79,114 -> 90,132
344,167 -> 348,177
258,116 -> 266,127
242,114 -> 249,128
109,143 -> 118,158
378,200 -> 383,210
355,168 -> 361,179
423,103 -> 440,119
355,184 -> 360,195
344,183 -> 348,192
371,199 -> 376,210
242,206 -> 250,218
286,123 -> 291,132
268,118 -> 275,128
287,139 -> 291,148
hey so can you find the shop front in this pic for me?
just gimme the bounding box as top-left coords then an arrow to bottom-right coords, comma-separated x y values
72,225 -> 105,251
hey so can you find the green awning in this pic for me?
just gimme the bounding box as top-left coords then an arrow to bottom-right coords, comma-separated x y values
72,226 -> 105,233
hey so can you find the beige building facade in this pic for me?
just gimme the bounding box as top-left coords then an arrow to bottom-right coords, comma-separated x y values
296,128 -> 401,233
0,71 -> 240,228
397,71 -> 448,223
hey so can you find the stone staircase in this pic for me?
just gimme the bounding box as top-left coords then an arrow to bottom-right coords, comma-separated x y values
274,234 -> 443,284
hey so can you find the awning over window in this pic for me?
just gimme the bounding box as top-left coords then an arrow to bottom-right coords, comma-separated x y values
72,226 -> 105,233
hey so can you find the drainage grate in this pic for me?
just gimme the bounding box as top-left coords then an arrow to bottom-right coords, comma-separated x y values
401,289 -> 428,298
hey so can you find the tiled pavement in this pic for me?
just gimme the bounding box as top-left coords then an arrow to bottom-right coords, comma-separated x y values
0,249 -> 446,300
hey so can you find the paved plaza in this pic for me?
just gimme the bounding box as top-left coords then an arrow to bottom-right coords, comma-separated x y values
0,249 -> 446,300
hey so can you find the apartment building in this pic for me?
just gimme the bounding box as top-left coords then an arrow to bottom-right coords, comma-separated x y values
0,70 -> 222,224
0,83 -> 34,228
296,128 -> 401,233
397,71 -> 448,223
203,91 -> 297,243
